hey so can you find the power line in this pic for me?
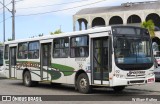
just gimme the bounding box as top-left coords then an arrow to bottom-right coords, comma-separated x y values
0,1 -> 12,12
0,2 -> 12,11
0,1 -> 11,10
16,0 -> 106,17
15,0 -> 25,2
17,0 -> 90,9
0,16 -> 11,24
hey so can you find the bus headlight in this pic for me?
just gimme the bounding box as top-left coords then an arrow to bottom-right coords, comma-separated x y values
148,72 -> 154,76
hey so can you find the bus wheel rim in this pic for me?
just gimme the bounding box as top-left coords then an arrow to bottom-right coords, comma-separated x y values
25,74 -> 30,85
79,78 -> 87,89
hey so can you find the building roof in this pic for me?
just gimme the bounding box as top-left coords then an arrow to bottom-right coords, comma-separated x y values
75,1 -> 160,15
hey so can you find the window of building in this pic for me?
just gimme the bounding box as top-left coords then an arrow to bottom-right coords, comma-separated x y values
18,42 -> 28,59
28,41 -> 39,59
4,45 -> 9,59
53,37 -> 69,58
71,35 -> 89,57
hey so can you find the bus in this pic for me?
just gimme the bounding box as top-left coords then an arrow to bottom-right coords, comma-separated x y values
0,45 -> 3,66
3,26 -> 155,93
0,45 -> 5,77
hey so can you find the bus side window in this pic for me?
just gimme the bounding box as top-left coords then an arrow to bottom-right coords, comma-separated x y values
53,37 -> 69,58
0,47 -> 3,66
4,45 -> 9,59
18,42 -> 28,59
70,35 -> 89,58
28,41 -> 39,59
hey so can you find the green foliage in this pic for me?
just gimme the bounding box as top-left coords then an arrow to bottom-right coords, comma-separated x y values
0,42 -> 2,45
50,29 -> 62,35
141,20 -> 155,38
38,33 -> 44,37
8,38 -> 13,41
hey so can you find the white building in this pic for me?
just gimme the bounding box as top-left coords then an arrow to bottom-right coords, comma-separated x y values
73,1 -> 160,46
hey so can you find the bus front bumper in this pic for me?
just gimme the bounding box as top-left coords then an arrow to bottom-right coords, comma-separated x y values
111,75 -> 155,86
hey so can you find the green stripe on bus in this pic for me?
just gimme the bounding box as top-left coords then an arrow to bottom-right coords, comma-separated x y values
43,69 -> 61,80
51,63 -> 75,76
30,71 -> 41,77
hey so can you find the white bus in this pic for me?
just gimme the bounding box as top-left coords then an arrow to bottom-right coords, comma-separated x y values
0,45 -> 5,77
0,45 -> 3,66
3,26 -> 155,93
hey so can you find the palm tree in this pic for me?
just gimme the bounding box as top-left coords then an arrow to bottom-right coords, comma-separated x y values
141,20 -> 155,38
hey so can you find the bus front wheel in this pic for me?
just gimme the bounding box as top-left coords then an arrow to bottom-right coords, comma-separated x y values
23,71 -> 38,87
77,73 -> 91,94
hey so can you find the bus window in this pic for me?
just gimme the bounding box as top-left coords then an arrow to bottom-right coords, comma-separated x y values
0,48 -> 3,66
18,42 -> 28,59
53,37 -> 69,58
70,36 -> 89,58
4,45 -> 9,59
28,41 -> 39,59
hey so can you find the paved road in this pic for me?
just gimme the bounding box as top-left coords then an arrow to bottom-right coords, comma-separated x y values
0,79 -> 160,104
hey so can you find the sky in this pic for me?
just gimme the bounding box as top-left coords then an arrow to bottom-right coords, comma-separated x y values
0,0 -> 157,42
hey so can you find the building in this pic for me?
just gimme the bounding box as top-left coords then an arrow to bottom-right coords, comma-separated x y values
73,0 -> 160,48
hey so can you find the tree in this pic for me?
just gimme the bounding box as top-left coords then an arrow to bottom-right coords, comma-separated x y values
141,20 -> 155,38
38,33 -> 44,37
8,38 -> 13,41
50,29 -> 62,35
0,42 -> 2,45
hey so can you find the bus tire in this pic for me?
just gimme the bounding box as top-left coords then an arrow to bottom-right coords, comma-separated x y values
112,86 -> 125,92
77,73 -> 91,94
23,71 -> 38,87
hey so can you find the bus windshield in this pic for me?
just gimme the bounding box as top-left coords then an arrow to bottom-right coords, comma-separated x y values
114,37 -> 153,70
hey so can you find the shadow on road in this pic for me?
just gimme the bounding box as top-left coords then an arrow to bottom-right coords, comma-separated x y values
0,77 -> 7,80
7,81 -> 156,95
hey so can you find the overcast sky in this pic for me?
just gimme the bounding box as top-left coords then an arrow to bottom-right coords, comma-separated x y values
0,0 -> 157,42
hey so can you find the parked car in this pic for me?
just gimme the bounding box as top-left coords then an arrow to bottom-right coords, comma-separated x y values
154,67 -> 160,82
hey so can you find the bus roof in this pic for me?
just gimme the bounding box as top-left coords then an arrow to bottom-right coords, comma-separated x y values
4,25 -> 144,45
4,26 -> 112,45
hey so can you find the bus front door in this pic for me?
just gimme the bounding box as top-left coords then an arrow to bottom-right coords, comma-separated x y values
40,43 -> 51,81
92,37 -> 109,85
9,47 -> 17,78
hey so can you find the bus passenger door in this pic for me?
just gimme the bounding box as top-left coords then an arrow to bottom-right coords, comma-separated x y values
9,47 -> 17,78
92,37 -> 109,85
40,43 -> 51,81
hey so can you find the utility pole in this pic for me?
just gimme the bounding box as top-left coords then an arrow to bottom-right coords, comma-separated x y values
3,0 -> 5,42
12,0 -> 15,40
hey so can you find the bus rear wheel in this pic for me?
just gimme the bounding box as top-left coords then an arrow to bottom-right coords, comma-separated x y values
23,71 -> 38,87
77,73 -> 91,94
112,86 -> 125,92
